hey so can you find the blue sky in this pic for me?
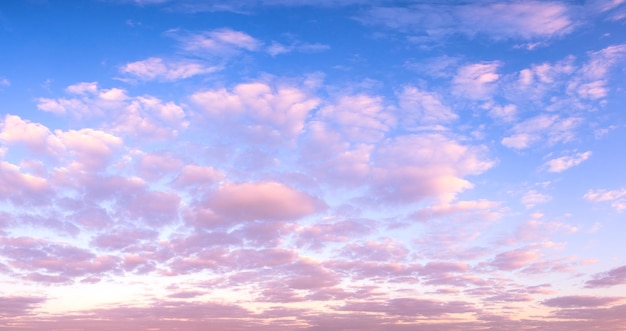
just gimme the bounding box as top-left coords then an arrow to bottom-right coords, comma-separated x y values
1,1 -> 626,330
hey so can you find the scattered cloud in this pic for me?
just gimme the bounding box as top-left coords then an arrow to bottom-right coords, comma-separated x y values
543,151 -> 592,172
120,57 -> 220,81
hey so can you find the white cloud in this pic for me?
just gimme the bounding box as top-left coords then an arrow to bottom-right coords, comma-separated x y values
543,151 -> 592,172
0,77 -> 10,87
120,57 -> 219,81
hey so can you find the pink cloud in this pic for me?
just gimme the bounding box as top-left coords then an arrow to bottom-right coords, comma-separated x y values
204,181 -> 326,223
371,133 -> 493,203
296,219 -> 373,250
0,115 -> 65,156
339,297 -> 475,316
191,81 -> 320,143
490,248 -> 542,271
91,227 -> 159,251
585,264 -> 626,288
0,295 -> 46,317
0,237 -> 119,283
338,239 -> 409,262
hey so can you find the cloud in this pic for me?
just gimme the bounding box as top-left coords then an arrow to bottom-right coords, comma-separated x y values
371,133 -> 493,203
174,28 -> 261,54
318,94 -> 394,143
585,265 -> 626,288
501,114 -> 582,149
267,41 -> 330,56
543,151 -> 592,172
120,57 -> 219,81
543,295 -> 623,308
191,81 -> 320,142
521,190 -> 552,208
397,86 -> 457,127
0,77 -> 10,87
584,188 -> 626,211
361,1 -> 574,41
0,114 -> 65,156
490,248 -> 542,271
202,181 -> 326,223
452,62 -> 500,100
0,296 -> 46,317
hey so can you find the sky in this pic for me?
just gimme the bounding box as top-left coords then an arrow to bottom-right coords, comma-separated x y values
1,0 -> 626,330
